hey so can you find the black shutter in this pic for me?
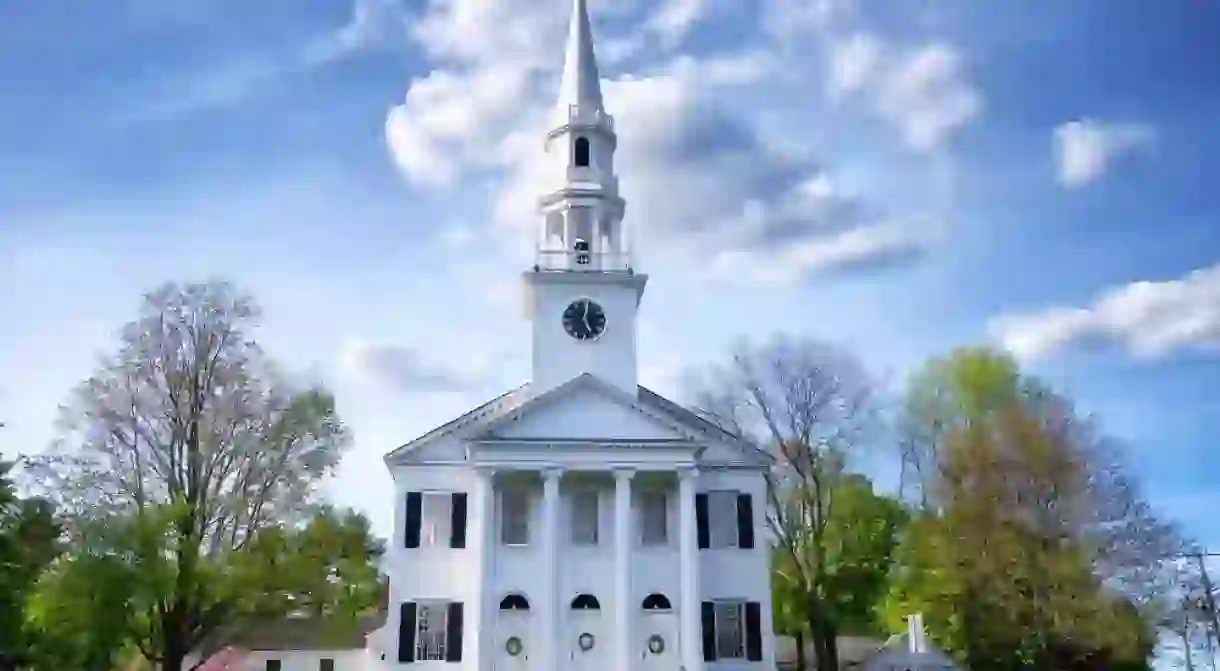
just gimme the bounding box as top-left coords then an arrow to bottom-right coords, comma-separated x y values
745,601 -> 763,661
445,602 -> 464,662
695,493 -> 710,549
736,493 -> 755,549
398,602 -> 417,663
701,601 -> 717,661
450,493 -> 468,549
404,492 -> 422,549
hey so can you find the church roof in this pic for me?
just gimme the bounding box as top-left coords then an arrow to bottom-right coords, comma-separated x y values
382,375 -> 765,465
555,0 -> 604,115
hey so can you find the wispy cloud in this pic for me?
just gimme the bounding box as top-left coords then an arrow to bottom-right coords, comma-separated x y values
1053,118 -> 1155,189
120,0 -> 411,122
337,339 -> 497,394
990,264 -> 1220,361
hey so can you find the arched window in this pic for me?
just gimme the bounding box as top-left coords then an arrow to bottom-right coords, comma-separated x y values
641,593 -> 672,611
570,593 -> 601,610
499,594 -> 531,611
574,137 -> 591,167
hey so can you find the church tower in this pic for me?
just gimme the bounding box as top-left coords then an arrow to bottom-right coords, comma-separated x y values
527,0 -> 647,395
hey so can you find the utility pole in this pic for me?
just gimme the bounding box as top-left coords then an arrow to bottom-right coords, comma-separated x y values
1183,625 -> 1196,671
1195,552 -> 1220,670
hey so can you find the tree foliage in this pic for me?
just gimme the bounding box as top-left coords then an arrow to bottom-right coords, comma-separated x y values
886,346 -> 1174,669
0,460 -> 61,671
21,280 -> 352,671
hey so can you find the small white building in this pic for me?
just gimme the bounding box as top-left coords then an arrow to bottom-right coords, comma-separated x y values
372,1 -> 774,671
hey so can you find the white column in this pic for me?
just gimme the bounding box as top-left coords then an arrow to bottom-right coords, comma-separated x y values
542,467 -> 563,671
613,468 -> 635,671
473,467 -> 495,671
678,467 -> 701,671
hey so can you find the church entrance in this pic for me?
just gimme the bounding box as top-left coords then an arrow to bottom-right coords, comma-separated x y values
496,594 -> 534,671
567,594 -> 605,671
641,593 -> 678,671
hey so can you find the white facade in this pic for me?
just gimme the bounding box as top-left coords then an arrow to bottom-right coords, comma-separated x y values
376,2 -> 774,671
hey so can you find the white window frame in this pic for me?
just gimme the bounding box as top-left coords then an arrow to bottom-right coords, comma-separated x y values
570,490 -> 599,545
501,489 -> 531,547
415,602 -> 449,661
639,491 -> 668,546
708,490 -> 740,549
712,600 -> 746,660
421,492 -> 452,547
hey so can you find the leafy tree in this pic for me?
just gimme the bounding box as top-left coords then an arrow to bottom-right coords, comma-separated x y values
886,347 -> 1174,669
22,281 -> 351,671
280,505 -> 386,618
22,552 -> 139,671
820,474 -> 906,637
0,460 -> 61,671
691,337 -> 889,671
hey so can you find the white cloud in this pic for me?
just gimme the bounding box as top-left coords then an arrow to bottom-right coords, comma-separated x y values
768,0 -> 983,154
989,264 -> 1220,361
337,339 -> 497,393
302,0 -> 412,67
646,0 -> 713,48
118,0 -> 411,122
828,34 -> 983,152
826,33 -> 883,100
875,43 -> 983,152
1053,119 -> 1155,188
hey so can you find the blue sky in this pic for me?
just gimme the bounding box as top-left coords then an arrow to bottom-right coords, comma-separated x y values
2,0 -> 1220,600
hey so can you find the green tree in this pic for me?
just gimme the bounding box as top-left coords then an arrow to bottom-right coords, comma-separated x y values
22,281 -> 351,671
887,346 -> 1174,669
692,337 -> 896,671
821,474 -> 907,637
22,552 -> 139,671
280,505 -> 386,619
0,460 -> 61,671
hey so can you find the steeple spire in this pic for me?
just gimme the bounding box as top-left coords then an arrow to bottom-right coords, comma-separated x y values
556,0 -> 604,114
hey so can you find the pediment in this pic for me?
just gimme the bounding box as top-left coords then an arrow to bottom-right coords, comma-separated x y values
474,374 -> 696,443
384,376 -> 769,468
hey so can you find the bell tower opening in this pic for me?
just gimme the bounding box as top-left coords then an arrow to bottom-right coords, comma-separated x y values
574,136 -> 591,167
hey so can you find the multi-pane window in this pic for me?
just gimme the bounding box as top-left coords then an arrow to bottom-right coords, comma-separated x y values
501,490 -> 530,546
571,491 -> 599,545
639,492 -> 668,546
713,601 -> 746,659
421,493 -> 452,547
416,603 -> 449,661
708,490 -> 739,548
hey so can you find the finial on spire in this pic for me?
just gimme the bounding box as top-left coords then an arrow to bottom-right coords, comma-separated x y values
556,0 -> 604,114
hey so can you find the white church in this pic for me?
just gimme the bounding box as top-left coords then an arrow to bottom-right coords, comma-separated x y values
371,0 -> 775,670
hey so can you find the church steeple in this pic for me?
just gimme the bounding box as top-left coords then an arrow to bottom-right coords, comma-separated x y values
556,0 -> 604,118
535,0 -> 629,273
525,0 -> 645,395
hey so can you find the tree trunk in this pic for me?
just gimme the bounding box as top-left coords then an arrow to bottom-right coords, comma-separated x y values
795,629 -> 808,671
805,594 -> 839,671
162,608 -> 187,671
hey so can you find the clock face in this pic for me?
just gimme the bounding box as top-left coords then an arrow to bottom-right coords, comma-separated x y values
562,298 -> 607,340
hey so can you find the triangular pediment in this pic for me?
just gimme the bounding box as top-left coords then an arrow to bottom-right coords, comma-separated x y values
383,376 -> 770,468
473,374 -> 697,443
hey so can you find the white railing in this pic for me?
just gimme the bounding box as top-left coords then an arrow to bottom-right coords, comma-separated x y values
562,104 -> 615,130
535,249 -> 632,272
